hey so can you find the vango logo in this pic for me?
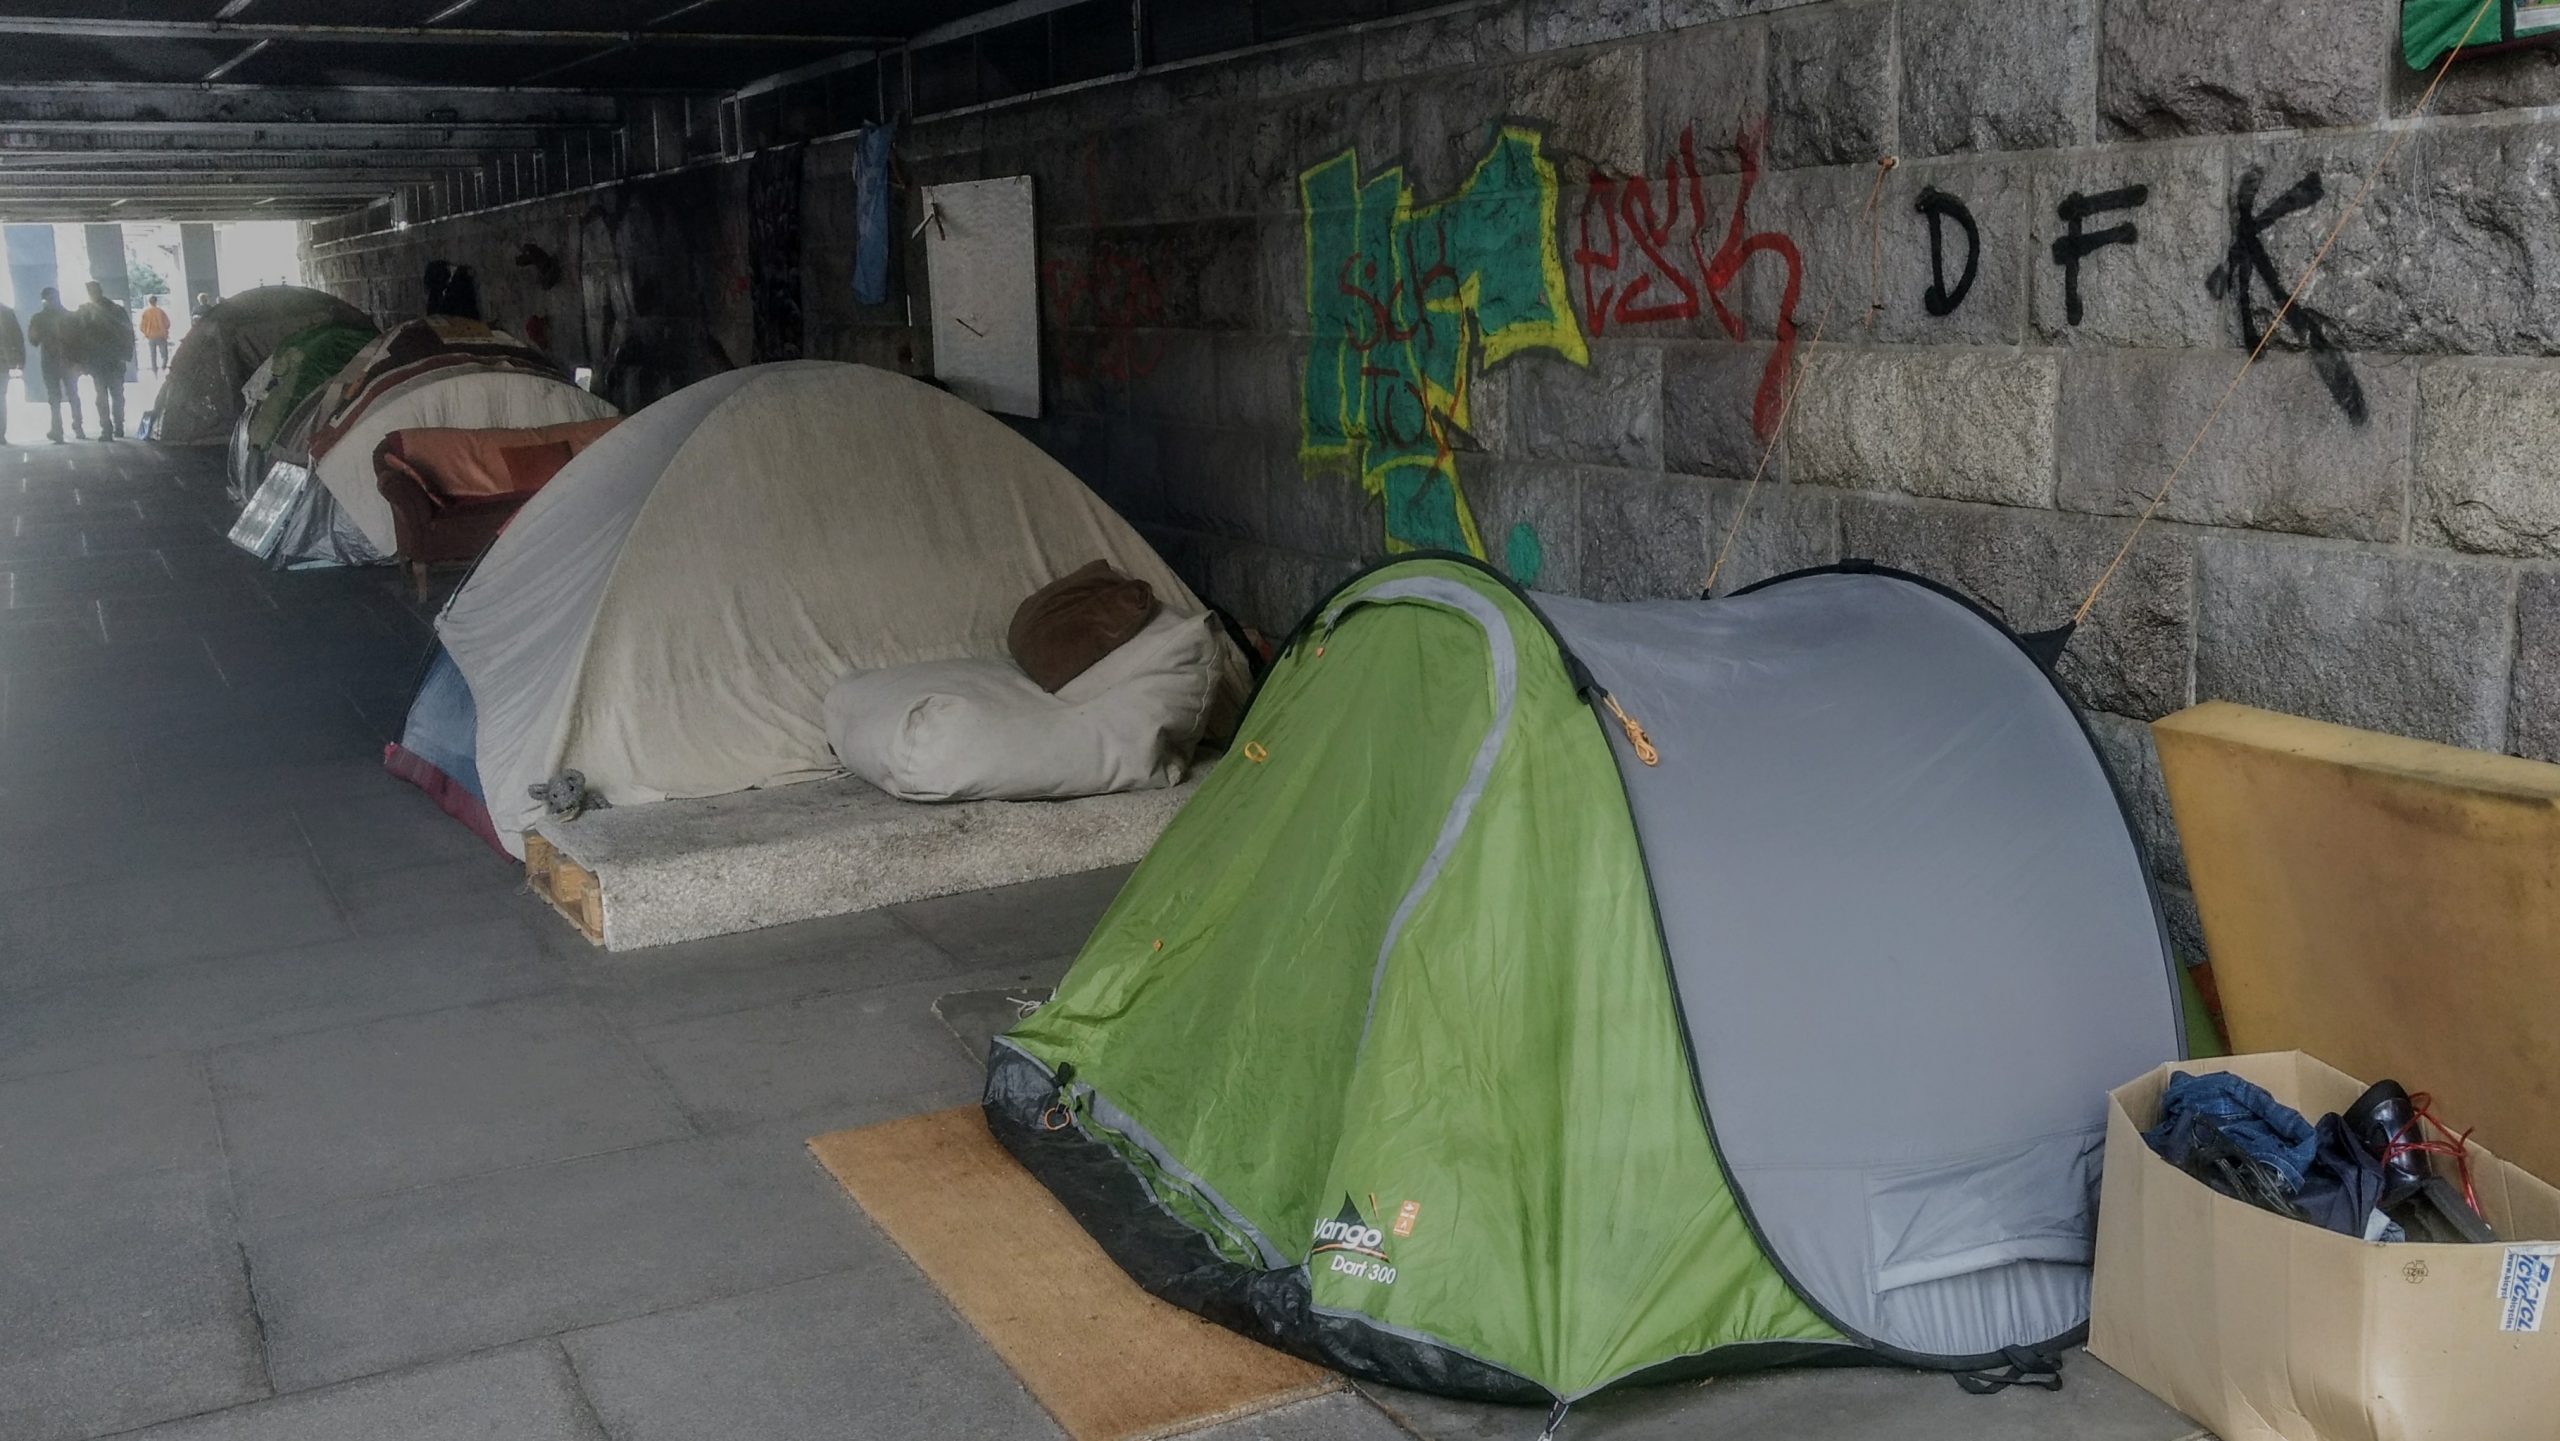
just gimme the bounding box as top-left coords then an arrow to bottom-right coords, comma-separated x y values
1313,1217 -> 1387,1257
1312,1196 -> 1398,1285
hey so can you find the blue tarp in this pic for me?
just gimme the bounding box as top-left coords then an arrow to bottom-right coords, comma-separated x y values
400,646 -> 484,800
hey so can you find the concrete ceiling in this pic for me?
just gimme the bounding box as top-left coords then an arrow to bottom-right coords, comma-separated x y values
0,0 -> 1031,222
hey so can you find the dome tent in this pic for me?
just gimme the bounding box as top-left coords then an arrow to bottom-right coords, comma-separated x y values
152,286 -> 372,445
231,317 -> 615,567
226,322 -> 377,501
411,361 -> 1247,857
987,555 -> 2184,1408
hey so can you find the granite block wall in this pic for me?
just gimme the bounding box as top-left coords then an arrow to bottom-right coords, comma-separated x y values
307,0 -> 2560,947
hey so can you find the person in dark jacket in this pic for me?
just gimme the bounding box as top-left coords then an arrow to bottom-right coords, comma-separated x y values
24,288 -> 85,443
0,300 -> 22,446
78,281 -> 135,441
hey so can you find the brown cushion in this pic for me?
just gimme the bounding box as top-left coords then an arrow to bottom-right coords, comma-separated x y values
499,440 -> 577,490
377,418 -> 622,502
1008,561 -> 1159,693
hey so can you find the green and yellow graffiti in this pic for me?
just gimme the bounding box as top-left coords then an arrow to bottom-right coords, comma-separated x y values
1300,126 -> 1587,580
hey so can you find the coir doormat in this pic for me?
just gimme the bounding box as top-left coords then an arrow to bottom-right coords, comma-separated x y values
809,1107 -> 1339,1440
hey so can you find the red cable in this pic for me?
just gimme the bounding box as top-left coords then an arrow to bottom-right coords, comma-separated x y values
2382,1092 -> 2480,1219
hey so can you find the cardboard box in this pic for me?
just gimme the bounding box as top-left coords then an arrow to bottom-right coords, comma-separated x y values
2090,1052 -> 2560,1441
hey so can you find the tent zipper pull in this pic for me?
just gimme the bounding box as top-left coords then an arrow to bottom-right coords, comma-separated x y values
1601,692 -> 1659,766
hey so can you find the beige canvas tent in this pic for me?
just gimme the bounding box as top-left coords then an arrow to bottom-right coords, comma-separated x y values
428,361 -> 1245,856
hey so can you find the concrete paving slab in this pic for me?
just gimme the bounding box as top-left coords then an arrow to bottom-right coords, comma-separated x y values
1362,1355 -> 2210,1440
628,975 -> 989,1131
1190,1392 -> 1415,1440
116,1343 -> 605,1441
0,917 -> 564,1082
96,574 -> 283,629
0,1170 -> 267,1441
888,863 -> 1134,965
211,994 -> 695,1219
292,787 -> 525,880
135,756 -> 394,824
562,903 -> 961,1029
0,754 -> 142,812
0,803 -> 309,897
2,633 -> 216,686
4,550 -> 195,605
0,855 -> 349,991
0,1051 -> 223,1198
562,1268 -> 1060,1441
332,854 -> 551,936
0,702 -> 147,766
151,698 -> 388,771
245,1127 -> 875,1389
931,984 -> 1058,1067
77,520 -> 233,556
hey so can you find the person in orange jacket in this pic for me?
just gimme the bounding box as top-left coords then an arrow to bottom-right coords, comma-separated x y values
138,295 -> 171,373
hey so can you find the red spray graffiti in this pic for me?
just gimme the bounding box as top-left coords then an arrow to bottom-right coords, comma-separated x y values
1573,124 -> 1804,442
1044,143 -> 1167,383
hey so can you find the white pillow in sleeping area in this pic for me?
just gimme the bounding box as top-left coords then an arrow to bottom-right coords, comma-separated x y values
823,609 -> 1226,802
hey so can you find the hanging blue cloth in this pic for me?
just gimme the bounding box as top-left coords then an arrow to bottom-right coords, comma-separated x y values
853,122 -> 897,307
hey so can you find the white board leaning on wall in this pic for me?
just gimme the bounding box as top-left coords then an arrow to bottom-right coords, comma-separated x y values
923,175 -> 1040,418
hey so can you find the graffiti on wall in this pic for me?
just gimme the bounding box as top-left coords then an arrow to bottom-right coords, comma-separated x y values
1046,143 -> 1167,384
2207,167 -> 2367,424
1300,125 -> 1587,576
1910,164 -> 2368,425
1045,245 -> 1168,382
1572,124 -> 1804,442
2049,184 -> 2149,328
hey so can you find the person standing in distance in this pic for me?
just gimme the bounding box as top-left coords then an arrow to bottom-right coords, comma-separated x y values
24,288 -> 85,443
0,296 -> 22,446
78,281 -> 135,441
138,295 -> 171,373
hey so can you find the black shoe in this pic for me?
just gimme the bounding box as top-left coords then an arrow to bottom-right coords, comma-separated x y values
2346,1080 -> 2430,1208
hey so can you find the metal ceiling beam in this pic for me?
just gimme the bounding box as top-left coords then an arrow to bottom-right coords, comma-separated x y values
0,85 -> 625,128
908,0 -> 1092,49
0,177 -> 406,194
0,147 -> 519,166
0,169 -> 441,185
729,47 -> 881,102
0,210 -> 354,220
0,132 -> 566,156
202,39 -> 273,82
0,18 -> 895,47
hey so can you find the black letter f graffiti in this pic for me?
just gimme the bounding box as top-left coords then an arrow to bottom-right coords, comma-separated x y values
2051,185 -> 2150,327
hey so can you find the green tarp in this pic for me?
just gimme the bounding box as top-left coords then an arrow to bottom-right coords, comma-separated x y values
2403,0 -> 2560,68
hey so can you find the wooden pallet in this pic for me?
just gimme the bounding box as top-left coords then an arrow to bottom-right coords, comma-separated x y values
523,832 -> 604,945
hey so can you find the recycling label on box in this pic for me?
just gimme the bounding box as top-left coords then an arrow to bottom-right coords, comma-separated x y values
2497,1245 -> 2559,1333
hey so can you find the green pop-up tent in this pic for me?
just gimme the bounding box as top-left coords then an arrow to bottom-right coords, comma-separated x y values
988,555 -> 2184,1412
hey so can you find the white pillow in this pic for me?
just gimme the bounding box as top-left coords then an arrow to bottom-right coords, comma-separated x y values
824,609 -> 1228,802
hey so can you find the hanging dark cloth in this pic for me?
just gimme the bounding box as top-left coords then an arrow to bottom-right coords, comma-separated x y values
748,145 -> 805,363
853,122 -> 898,307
